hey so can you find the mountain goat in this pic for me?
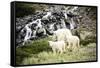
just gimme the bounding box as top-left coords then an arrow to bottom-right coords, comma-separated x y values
52,28 -> 72,41
48,41 -> 66,54
66,35 -> 80,50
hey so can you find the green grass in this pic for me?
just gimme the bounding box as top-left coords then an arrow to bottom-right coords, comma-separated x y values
16,36 -> 97,65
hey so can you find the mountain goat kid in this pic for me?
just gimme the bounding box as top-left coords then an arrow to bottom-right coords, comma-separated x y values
48,41 -> 66,54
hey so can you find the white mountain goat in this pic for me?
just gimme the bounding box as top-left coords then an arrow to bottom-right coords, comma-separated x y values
65,35 -> 80,50
53,28 -> 72,41
48,41 -> 66,54
52,28 -> 80,50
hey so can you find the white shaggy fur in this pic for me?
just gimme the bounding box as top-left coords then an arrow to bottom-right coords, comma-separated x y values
48,41 -> 66,54
66,35 -> 80,50
53,28 -> 72,41
52,28 -> 80,51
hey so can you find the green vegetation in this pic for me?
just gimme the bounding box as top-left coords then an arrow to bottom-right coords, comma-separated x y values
16,3 -> 47,17
16,36 -> 97,65
16,37 -> 52,65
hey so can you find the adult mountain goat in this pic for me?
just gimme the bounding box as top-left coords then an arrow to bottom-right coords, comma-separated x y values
52,28 -> 72,41
66,35 -> 80,50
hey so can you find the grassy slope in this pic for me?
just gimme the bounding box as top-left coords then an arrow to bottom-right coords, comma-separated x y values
21,43 -> 96,65
16,37 -> 97,65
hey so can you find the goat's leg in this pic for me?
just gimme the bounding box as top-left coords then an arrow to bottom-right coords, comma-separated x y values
67,42 -> 71,49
